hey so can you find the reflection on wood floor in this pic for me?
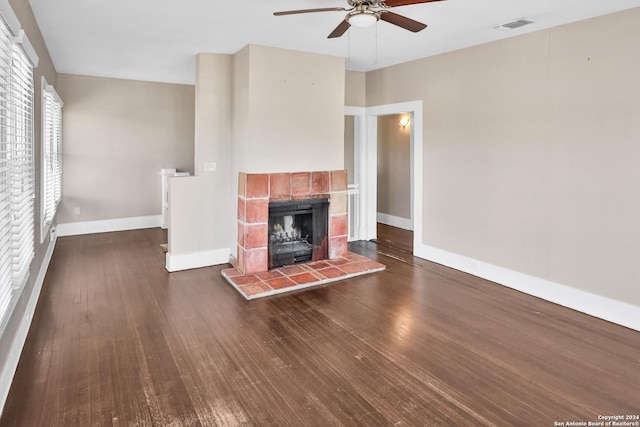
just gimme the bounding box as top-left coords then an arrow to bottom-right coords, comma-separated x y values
1,228 -> 639,426
375,222 -> 413,254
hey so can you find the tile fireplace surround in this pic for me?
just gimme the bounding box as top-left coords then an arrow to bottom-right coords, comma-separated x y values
224,170 -> 385,300
235,170 -> 349,274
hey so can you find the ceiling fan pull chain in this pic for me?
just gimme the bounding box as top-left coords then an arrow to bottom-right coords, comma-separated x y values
375,22 -> 379,64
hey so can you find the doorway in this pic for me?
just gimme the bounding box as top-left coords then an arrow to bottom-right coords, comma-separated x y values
345,101 -> 423,255
375,113 -> 413,254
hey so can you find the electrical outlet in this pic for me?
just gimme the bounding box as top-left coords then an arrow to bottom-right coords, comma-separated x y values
204,162 -> 217,172
74,207 -> 81,215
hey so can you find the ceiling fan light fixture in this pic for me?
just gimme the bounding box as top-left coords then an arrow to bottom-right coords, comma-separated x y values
347,11 -> 378,28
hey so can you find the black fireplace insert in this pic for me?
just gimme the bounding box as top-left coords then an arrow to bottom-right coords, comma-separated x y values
268,198 -> 329,269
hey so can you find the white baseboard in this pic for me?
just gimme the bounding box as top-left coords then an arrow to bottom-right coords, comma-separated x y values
415,243 -> 640,332
57,215 -> 162,237
377,213 -> 413,231
0,231 -> 57,413
166,248 -> 231,272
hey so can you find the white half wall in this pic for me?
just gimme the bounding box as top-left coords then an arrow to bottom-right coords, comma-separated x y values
167,174 -> 230,271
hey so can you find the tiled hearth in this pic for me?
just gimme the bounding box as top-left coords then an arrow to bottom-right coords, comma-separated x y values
222,252 -> 385,300
222,170 -> 385,299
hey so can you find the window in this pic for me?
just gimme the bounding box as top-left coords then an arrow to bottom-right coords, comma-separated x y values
0,12 -> 38,325
0,16 -> 12,320
9,39 -> 34,289
41,78 -> 62,241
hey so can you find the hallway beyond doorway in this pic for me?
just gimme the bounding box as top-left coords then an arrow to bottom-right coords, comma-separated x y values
373,223 -> 413,254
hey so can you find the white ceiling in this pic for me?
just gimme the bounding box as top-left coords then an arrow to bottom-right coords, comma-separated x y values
28,0 -> 640,85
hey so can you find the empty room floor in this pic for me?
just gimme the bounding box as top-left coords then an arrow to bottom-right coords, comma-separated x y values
1,228 -> 639,426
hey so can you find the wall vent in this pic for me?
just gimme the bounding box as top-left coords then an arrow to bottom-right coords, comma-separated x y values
493,19 -> 534,31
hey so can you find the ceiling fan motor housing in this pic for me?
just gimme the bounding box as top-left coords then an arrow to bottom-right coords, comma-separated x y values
347,0 -> 380,7
347,8 -> 380,27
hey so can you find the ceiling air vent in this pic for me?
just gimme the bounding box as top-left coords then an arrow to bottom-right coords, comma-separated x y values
493,19 -> 534,31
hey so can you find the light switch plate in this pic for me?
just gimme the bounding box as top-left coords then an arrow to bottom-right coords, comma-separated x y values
204,162 -> 217,172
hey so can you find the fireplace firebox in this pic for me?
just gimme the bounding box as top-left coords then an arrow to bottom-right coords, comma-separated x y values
268,198 -> 329,269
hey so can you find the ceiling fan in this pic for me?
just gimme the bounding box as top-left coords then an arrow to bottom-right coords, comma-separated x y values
273,0 -> 445,39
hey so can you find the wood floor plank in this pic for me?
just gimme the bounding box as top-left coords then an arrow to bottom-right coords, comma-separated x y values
375,223 -> 413,254
1,228 -> 639,426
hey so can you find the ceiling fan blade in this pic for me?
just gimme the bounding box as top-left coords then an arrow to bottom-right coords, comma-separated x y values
382,0 -> 444,7
328,20 -> 351,38
274,7 -> 347,16
380,11 -> 427,32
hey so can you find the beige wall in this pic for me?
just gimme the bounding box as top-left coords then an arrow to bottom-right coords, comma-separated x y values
194,54 -> 232,177
366,8 -> 640,306
344,70 -> 365,187
377,114 -> 411,220
169,53 -> 233,257
344,116 -> 355,185
56,74 -> 195,224
231,46 -> 250,179
233,45 -> 345,175
345,71 -> 366,107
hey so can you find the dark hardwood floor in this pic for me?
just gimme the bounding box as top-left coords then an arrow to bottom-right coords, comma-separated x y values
1,228 -> 639,426
375,223 -> 413,254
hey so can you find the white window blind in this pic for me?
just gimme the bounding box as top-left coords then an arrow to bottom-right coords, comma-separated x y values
0,11 -> 36,324
9,41 -> 34,290
41,78 -> 62,239
0,16 -> 12,320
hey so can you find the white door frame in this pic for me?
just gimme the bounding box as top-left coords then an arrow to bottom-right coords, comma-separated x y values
344,106 -> 367,241
345,101 -> 423,253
